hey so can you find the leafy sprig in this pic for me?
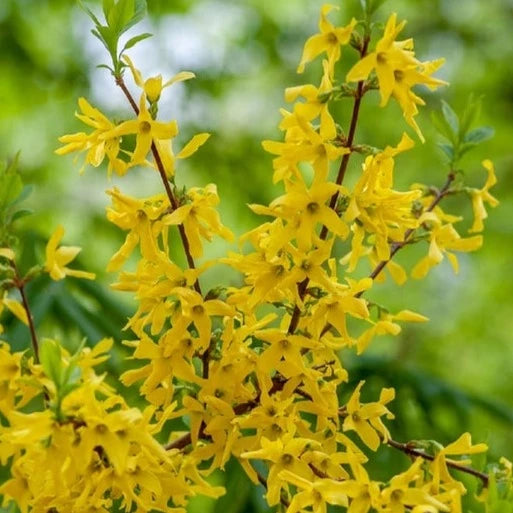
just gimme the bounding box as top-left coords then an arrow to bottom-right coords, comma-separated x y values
79,0 -> 152,77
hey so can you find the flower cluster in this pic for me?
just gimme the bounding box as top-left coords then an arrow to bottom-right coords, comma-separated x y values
0,3 -> 502,513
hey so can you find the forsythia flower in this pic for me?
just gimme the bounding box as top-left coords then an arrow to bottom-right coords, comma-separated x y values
162,184 -> 234,258
469,159 -> 499,233
411,212 -> 482,278
45,225 -> 95,281
343,381 -> 395,450
297,4 -> 356,75
1,292 -> 28,326
55,97 -> 127,176
123,55 -> 195,103
105,94 -> 178,166
346,13 -> 446,141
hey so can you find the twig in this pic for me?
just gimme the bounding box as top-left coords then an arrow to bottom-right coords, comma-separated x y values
387,437 -> 489,487
115,76 -> 202,297
11,261 -> 40,363
287,36 -> 370,335
361,171 -> 456,291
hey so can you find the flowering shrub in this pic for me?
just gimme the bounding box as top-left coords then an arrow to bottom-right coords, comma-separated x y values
0,1 -> 510,512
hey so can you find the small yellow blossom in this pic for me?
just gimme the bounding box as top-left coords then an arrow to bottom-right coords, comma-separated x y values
297,5 -> 356,75
45,225 -> 95,281
347,14 -> 446,140
123,55 -> 195,103
105,93 -> 178,166
411,212 -> 482,279
469,159 -> 499,233
1,293 -> 28,326
162,184 -> 234,258
343,381 -> 395,450
56,97 -> 127,176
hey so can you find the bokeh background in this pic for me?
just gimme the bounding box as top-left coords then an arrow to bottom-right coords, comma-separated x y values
1,0 -> 512,511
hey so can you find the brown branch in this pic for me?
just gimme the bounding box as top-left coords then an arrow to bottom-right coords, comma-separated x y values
115,76 -> 202,297
287,37 -> 370,335
115,76 -> 215,377
11,262 -> 40,363
387,438 -> 489,487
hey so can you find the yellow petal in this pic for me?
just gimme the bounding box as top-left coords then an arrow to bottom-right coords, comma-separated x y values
163,71 -> 196,88
3,298 -> 28,326
0,248 -> 15,261
177,133 -> 210,159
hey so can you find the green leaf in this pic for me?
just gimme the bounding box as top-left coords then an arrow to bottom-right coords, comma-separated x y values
78,0 -> 103,27
464,126 -> 495,145
91,27 -> 111,55
119,32 -> 152,55
40,339 -> 63,388
437,142 -> 454,161
96,63 -> 115,73
107,0 -> 135,35
368,0 -> 389,14
102,0 -> 115,20
460,94 -> 482,136
431,110 -> 454,142
441,100 -> 459,138
121,0 -> 147,34
10,208 -> 32,221
0,153 -> 23,210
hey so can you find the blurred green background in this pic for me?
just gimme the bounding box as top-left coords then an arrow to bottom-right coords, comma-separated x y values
1,0 -> 512,511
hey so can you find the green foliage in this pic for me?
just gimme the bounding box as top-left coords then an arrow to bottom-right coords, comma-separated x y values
0,154 -> 32,247
79,0 -> 151,76
40,338 -> 83,419
360,0 -> 389,17
431,97 -> 495,167
486,467 -> 513,513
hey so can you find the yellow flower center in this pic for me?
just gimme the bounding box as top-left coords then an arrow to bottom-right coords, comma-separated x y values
281,453 -> 294,466
377,52 -> 387,64
307,202 -> 320,214
139,120 -> 152,133
391,489 -> 404,502
192,304 -> 205,315
279,339 -> 290,349
326,32 -> 338,44
394,69 -> 405,81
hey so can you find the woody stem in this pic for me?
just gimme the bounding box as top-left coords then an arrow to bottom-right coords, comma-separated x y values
287,36 -> 370,335
11,262 -> 39,363
387,438 -> 489,486
115,76 -> 202,297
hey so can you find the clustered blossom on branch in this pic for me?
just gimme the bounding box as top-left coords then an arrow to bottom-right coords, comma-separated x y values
0,2 -> 505,513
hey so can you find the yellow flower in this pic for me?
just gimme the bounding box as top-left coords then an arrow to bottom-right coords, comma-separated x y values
45,225 -> 95,281
106,188 -> 169,272
242,433 -> 316,506
106,93 -> 178,166
411,212 -> 482,279
381,458 -> 449,512
469,159 -> 499,233
346,14 -> 446,141
430,433 -> 487,493
251,180 -> 349,251
1,292 -> 28,326
154,132 -> 211,178
123,55 -> 195,103
343,381 -> 395,451
297,4 -> 356,75
347,14 -> 417,105
56,97 -> 127,177
162,184 -> 234,258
